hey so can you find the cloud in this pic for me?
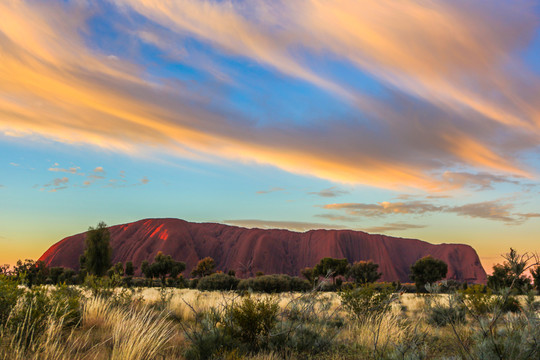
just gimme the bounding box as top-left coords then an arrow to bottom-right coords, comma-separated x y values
441,171 -> 521,191
314,214 -> 357,222
52,177 -> 69,186
447,201 -> 540,225
41,176 -> 69,192
308,187 -> 350,198
9,162 -> 19,167
48,166 -> 81,174
362,223 -> 427,233
323,201 -> 445,217
140,176 -> 149,184
93,166 -> 105,173
324,199 -> 540,225
256,187 -> 285,194
0,0 -> 538,192
223,219 -> 350,232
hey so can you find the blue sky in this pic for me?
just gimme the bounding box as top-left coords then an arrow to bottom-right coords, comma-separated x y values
1,0 -> 540,271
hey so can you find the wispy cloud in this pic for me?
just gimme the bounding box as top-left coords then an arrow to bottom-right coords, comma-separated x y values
308,187 -> 350,198
256,187 -> 285,194
363,223 -> 427,233
48,166 -> 81,175
324,199 -> 540,225
441,171 -> 521,191
447,201 -> 540,225
314,213 -> 357,222
223,219 -> 350,232
0,0 -> 538,191
323,201 -> 444,217
41,177 -> 69,192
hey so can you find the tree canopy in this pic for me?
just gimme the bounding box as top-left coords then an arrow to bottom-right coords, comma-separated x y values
314,257 -> 349,284
487,248 -> 532,294
409,255 -> 447,292
141,252 -> 186,285
348,260 -> 382,285
191,257 -> 216,278
83,222 -> 112,277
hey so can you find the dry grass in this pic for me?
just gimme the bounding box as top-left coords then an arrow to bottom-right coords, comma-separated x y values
110,307 -> 174,360
1,288 -> 538,360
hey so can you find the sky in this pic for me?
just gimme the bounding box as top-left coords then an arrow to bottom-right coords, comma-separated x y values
1,0 -> 539,273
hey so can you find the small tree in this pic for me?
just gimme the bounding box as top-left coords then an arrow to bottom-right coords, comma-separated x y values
348,260 -> 382,285
49,267 -> 65,284
314,257 -> 349,285
83,222 -> 112,277
487,248 -> 533,294
191,257 -> 216,278
300,267 -> 316,286
125,261 -> 134,277
410,255 -> 447,292
141,260 -> 152,279
13,259 -> 49,287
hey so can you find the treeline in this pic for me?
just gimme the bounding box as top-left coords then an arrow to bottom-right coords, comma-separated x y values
2,222 -> 540,294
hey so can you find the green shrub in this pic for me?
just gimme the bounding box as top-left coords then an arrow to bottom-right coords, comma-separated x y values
184,295 -> 279,359
197,273 -> 239,291
6,285 -> 81,349
427,304 -> 466,327
223,295 -> 280,351
0,275 -> 23,326
460,284 -> 493,315
494,295 -> 521,313
339,284 -> 395,321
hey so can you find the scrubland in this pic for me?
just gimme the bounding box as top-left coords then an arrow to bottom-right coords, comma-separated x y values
0,280 -> 538,360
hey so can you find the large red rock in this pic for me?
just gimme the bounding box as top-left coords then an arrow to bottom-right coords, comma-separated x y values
39,218 -> 487,283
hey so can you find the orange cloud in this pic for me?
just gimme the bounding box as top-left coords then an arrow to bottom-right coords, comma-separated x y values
1,0 -> 538,191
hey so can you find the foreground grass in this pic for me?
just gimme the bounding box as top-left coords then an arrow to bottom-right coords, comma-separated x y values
0,285 -> 538,360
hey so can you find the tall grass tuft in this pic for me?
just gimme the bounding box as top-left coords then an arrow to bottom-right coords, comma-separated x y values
110,306 -> 174,360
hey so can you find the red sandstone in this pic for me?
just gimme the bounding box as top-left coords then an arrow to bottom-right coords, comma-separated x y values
39,218 -> 487,283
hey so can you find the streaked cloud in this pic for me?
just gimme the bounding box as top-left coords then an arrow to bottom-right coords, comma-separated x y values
363,223 -> 427,233
308,187 -> 350,198
256,187 -> 285,194
324,199 -> 540,225
447,201 -> 540,225
323,201 -> 444,217
314,214 -> 357,222
41,176 -> 69,192
441,171 -> 521,191
0,0 -> 538,192
223,219 -> 350,232
48,166 -> 81,175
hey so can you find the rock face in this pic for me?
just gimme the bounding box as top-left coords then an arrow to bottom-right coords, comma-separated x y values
39,218 -> 487,283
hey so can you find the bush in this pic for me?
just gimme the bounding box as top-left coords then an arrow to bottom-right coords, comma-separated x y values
238,274 -> 310,293
183,295 -> 280,359
0,275 -> 23,326
339,284 -> 395,321
427,304 -> 466,327
197,273 -> 240,291
6,285 -> 82,349
224,295 -> 280,351
494,295 -> 521,313
460,284 -> 493,315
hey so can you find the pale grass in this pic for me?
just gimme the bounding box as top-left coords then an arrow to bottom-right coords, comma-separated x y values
110,306 -> 174,360
81,296 -> 114,329
1,312 -> 89,360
